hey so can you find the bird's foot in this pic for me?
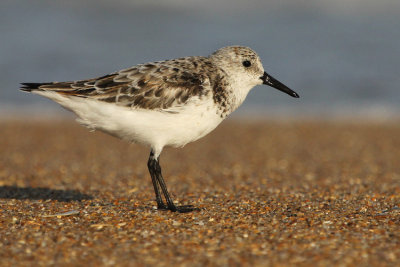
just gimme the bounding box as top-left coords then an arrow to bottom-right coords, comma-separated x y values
157,203 -> 200,213
156,203 -> 169,210
170,204 -> 200,213
156,202 -> 199,212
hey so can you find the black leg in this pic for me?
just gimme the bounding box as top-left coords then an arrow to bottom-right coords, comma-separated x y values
147,151 -> 167,210
147,150 -> 198,213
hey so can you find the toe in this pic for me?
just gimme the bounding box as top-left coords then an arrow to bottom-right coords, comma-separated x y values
176,205 -> 200,213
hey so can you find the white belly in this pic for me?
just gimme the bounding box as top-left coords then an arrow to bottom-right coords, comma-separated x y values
36,91 -> 224,152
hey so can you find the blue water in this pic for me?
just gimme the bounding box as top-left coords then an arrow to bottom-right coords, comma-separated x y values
1,1 -> 400,118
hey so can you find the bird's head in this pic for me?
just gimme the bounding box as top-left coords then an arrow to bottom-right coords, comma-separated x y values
210,46 -> 299,98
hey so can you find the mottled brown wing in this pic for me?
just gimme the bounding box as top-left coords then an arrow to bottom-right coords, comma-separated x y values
22,57 -> 213,110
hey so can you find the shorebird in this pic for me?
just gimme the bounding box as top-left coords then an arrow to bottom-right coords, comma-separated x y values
21,46 -> 299,212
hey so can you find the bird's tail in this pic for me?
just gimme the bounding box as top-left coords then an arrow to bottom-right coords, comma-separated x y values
20,83 -> 51,92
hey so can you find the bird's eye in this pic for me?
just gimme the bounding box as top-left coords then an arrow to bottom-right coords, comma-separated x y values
242,60 -> 251,67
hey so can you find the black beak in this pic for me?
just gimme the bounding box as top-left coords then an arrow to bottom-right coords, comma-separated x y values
260,72 -> 299,98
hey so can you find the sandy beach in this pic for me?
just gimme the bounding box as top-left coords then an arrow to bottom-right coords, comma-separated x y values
1,119 -> 399,266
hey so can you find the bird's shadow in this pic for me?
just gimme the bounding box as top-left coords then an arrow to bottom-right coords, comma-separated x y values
0,185 -> 93,202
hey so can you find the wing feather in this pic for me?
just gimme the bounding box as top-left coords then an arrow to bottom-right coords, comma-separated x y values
23,57 -> 215,110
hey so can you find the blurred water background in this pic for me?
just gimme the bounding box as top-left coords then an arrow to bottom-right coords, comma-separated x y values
1,0 -> 399,119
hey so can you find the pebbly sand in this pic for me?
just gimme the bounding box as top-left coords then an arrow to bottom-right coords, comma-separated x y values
1,119 -> 400,266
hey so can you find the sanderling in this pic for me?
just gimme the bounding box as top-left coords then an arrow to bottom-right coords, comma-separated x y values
21,46 -> 299,213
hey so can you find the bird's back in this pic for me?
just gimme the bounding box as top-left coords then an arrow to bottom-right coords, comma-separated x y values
21,56 -> 224,111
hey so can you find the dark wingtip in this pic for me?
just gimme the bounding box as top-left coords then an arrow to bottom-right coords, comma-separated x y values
20,83 -> 46,92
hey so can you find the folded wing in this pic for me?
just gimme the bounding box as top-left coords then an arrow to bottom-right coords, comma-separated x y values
21,58 -> 212,110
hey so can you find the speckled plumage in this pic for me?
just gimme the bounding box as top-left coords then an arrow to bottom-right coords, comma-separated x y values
23,55 -> 234,116
21,46 -> 299,212
21,45 -> 299,152
21,46 -> 276,119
